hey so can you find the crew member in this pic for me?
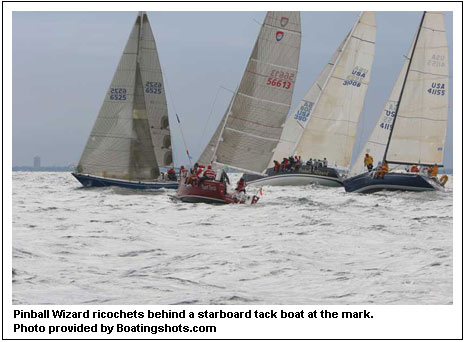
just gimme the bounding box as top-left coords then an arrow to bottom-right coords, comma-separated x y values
322,158 -> 328,168
236,177 -> 246,193
375,161 -> 389,179
410,164 -> 419,173
198,165 -> 216,185
167,167 -> 177,181
364,153 -> 374,171
273,160 -> 280,173
428,163 -> 439,178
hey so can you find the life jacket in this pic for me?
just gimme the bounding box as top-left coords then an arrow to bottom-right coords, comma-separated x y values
167,168 -> 176,174
195,168 -> 203,177
203,169 -> 216,179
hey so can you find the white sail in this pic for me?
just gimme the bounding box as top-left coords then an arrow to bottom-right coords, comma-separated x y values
138,13 -> 173,167
77,12 -> 169,180
294,12 -> 376,168
269,34 -> 348,167
350,40 -> 415,176
205,12 -> 301,174
197,98 -> 232,166
385,12 -> 449,166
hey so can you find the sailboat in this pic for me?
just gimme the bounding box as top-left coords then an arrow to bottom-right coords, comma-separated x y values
72,12 -> 178,190
243,12 -> 377,187
344,11 -> 449,193
177,11 -> 302,203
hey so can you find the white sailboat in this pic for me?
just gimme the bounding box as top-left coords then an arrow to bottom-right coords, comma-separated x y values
177,11 -> 301,203
72,12 -> 177,189
344,11 -> 449,193
243,12 -> 377,187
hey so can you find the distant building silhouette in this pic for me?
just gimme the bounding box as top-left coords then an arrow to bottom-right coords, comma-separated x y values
33,156 -> 41,168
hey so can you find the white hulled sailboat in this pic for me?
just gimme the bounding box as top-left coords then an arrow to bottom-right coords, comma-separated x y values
243,12 -> 377,187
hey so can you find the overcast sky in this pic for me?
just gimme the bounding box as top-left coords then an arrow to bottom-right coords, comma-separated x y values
12,11 -> 453,168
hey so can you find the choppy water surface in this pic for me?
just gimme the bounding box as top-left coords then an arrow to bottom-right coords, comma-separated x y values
12,172 -> 453,304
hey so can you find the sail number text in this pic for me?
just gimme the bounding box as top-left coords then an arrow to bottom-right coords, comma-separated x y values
427,54 -> 446,68
267,78 -> 292,89
145,82 -> 162,94
294,101 -> 314,122
109,88 -> 127,100
427,82 -> 446,96
267,70 -> 294,89
343,67 -> 368,87
379,105 -> 396,131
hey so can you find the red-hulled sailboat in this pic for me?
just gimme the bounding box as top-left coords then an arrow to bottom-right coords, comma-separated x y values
176,171 -> 259,204
179,12 -> 301,204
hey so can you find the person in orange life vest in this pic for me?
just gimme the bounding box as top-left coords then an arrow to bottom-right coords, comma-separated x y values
428,163 -> 439,178
167,167 -> 177,181
273,160 -> 280,173
236,177 -> 246,193
375,161 -> 389,179
410,164 -> 419,173
198,165 -> 216,185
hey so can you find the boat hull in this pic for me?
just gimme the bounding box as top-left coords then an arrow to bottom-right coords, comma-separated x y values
343,172 -> 444,193
243,166 -> 343,187
72,173 -> 178,190
176,179 -> 258,204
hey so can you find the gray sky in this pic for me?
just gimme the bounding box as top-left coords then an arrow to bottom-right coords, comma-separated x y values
12,11 -> 453,168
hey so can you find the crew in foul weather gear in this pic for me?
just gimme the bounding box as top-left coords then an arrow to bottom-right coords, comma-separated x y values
410,164 -> 419,173
375,162 -> 389,179
236,177 -> 246,193
428,164 -> 439,178
364,153 -> 374,171
167,167 -> 177,181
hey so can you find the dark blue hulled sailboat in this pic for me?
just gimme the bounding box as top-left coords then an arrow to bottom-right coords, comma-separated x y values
72,12 -> 178,190
344,12 -> 449,194
343,171 -> 445,193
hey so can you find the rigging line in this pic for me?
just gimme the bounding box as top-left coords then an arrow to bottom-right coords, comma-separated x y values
197,86 -> 223,153
163,70 -> 192,168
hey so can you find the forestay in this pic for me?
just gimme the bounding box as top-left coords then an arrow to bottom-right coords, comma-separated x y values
350,40 -> 415,176
385,12 -> 449,166
294,12 -> 376,168
203,12 -> 301,174
269,34 -> 348,167
77,12 -> 171,180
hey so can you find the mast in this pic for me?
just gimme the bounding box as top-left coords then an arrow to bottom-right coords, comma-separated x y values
382,11 -> 426,163
291,12 -> 362,156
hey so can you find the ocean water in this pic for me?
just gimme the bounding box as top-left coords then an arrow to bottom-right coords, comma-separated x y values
12,172 -> 453,305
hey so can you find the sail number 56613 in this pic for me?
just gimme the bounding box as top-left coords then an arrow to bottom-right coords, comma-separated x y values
267,78 -> 292,89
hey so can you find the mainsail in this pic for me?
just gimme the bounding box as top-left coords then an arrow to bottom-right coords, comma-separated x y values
199,12 -> 301,174
349,41 -> 415,176
294,12 -> 376,168
269,34 -> 348,167
77,12 -> 171,180
384,12 -> 449,166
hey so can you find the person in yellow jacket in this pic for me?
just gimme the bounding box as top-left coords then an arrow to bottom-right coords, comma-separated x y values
364,153 -> 374,171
